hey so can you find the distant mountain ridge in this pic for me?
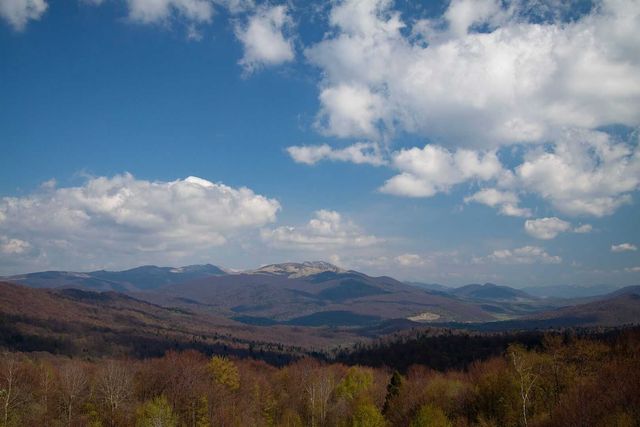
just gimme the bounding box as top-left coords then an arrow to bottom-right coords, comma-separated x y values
522,284 -> 623,299
5,264 -> 227,292
405,281 -> 630,300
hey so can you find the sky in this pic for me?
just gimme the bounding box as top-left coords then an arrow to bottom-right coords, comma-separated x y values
0,0 -> 639,287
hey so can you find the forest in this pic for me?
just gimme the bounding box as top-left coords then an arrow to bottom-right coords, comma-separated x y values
0,327 -> 639,427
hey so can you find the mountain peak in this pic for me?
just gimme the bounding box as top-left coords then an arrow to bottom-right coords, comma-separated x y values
252,261 -> 344,278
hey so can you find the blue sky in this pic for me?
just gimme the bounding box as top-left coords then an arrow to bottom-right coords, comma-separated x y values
1,0 -> 639,287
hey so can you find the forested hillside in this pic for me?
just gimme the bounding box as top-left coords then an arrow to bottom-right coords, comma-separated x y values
1,328 -> 638,426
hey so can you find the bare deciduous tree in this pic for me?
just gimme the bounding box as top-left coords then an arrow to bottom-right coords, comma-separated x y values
58,362 -> 87,427
304,367 -> 335,427
0,352 -> 29,427
96,360 -> 132,427
510,346 -> 538,427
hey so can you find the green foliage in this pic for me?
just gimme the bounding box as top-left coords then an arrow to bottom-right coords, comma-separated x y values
207,356 -> 240,391
410,404 -> 452,427
194,396 -> 209,427
336,367 -> 373,402
352,403 -> 385,427
136,396 -> 178,427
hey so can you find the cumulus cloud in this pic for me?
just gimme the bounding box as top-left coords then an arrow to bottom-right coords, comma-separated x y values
0,0 -> 47,31
0,174 -> 280,268
380,145 -> 504,197
515,129 -> 640,217
294,130 -> 638,219
287,142 -> 386,166
484,245 -> 562,264
306,0 -> 640,146
316,84 -> 386,139
235,5 -> 294,73
524,217 -> 571,239
464,188 -> 531,217
261,209 -> 380,250
611,243 -> 638,252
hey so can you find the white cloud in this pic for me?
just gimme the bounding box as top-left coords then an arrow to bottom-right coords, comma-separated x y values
524,217 -> 571,240
444,0 -> 502,38
464,188 -> 531,217
380,145 -> 504,197
306,0 -> 640,146
485,245 -> 562,264
515,129 -> 640,217
0,0 -> 47,31
0,237 -> 31,255
316,84 -> 386,139
261,209 -> 380,250
125,0 -> 214,25
394,253 -> 425,267
297,130 -> 639,219
0,174 -> 280,267
525,217 -> 593,239
84,0 -> 254,31
573,224 -> 592,233
286,142 -> 386,166
625,266 -> 640,272
235,5 -> 294,73
611,243 -> 638,252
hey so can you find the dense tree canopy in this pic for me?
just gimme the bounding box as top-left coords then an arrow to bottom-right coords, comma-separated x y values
0,327 -> 638,426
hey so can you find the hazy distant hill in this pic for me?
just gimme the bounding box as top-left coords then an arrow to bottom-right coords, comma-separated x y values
448,283 -> 534,301
404,282 -> 451,292
526,291 -> 640,327
522,284 -> 622,299
606,285 -> 640,298
4,264 -> 226,292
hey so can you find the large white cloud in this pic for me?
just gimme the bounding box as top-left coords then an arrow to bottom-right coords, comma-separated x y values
380,144 -> 504,197
287,142 -> 386,166
305,0 -> 640,146
261,209 -> 380,250
235,5 -> 295,73
0,0 -> 47,31
0,174 -> 280,268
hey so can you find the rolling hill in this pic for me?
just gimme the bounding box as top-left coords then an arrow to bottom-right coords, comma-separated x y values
0,280 -> 366,360
142,263 -> 494,325
448,283 -> 534,301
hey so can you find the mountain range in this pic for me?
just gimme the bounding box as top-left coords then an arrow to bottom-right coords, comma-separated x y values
2,261 -> 639,350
